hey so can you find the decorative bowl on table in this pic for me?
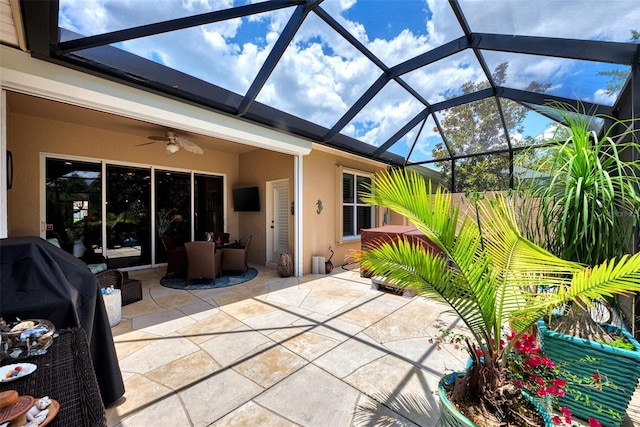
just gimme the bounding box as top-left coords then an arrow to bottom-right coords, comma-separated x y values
0,319 -> 56,362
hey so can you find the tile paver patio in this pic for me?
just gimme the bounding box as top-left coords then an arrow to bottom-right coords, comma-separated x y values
106,265 -> 640,427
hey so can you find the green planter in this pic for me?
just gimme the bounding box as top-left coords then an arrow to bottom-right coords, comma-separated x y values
538,319 -> 640,427
438,372 -> 553,427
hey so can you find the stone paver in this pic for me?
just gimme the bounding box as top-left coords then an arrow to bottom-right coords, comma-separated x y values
107,265 -> 640,427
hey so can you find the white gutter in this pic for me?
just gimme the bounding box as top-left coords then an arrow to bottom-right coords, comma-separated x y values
294,154 -> 303,276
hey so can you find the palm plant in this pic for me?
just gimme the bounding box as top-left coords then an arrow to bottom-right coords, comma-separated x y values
518,101 -> 640,268
517,102 -> 640,338
352,168 -> 640,425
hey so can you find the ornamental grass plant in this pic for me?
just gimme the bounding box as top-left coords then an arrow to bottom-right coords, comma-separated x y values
517,101 -> 640,340
518,101 -> 640,269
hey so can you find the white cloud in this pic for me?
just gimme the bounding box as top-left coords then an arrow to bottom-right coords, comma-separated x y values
456,0 -> 640,43
592,88 -> 616,105
58,0 -> 638,154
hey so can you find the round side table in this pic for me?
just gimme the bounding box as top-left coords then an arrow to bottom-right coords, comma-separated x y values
102,289 -> 122,327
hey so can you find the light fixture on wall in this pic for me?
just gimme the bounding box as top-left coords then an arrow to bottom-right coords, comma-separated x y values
165,142 -> 179,154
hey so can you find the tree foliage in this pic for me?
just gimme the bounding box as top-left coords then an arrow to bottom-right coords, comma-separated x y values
432,62 -> 550,193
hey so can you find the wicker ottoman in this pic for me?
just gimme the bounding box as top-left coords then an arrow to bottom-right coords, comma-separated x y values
121,278 -> 142,306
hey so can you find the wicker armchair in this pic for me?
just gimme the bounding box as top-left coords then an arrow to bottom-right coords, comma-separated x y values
184,241 -> 222,283
161,235 -> 188,277
96,269 -> 123,290
221,235 -> 252,275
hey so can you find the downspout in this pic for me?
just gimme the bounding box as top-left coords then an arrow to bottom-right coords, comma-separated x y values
294,153 -> 304,276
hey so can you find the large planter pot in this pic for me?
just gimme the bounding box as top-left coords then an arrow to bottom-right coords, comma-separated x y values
438,372 -> 553,427
538,319 -> 640,427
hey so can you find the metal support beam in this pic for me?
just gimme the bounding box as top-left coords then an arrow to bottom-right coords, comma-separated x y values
323,73 -> 390,142
472,33 -> 639,65
404,118 -> 428,166
58,1 -> 302,53
238,3 -> 318,116
373,109 -> 430,157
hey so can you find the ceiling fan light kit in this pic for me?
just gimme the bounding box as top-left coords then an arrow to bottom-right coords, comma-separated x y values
138,130 -> 204,155
165,142 -> 179,154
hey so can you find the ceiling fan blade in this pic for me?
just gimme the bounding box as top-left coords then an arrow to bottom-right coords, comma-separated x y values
175,136 -> 204,154
135,141 -> 161,147
148,135 -> 169,141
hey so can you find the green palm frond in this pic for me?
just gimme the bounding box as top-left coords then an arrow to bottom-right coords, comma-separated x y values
566,254 -> 640,304
355,168 -> 640,357
361,168 -> 459,252
358,237 -> 490,345
510,254 -> 640,330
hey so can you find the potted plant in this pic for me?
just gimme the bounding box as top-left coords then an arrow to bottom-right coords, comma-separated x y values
352,168 -> 640,426
516,102 -> 640,426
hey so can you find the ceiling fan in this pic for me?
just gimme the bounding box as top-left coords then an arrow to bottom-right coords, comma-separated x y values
138,131 -> 204,155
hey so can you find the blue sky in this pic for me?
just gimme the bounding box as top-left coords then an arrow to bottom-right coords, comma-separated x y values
58,0 -> 639,162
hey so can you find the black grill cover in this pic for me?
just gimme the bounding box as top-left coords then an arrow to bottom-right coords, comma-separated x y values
0,236 -> 125,406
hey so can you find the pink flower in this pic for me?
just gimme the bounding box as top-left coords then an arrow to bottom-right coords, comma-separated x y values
551,379 -> 566,387
552,415 -> 562,425
592,373 -> 601,381
561,406 -> 573,424
525,356 -> 542,367
589,418 -> 602,427
542,356 -> 555,369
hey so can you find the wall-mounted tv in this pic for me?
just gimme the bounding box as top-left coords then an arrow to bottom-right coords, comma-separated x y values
232,186 -> 260,212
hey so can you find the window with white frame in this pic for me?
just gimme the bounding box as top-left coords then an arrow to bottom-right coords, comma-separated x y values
342,170 -> 374,240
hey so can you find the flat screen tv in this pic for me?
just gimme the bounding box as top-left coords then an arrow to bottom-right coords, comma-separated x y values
232,186 -> 260,212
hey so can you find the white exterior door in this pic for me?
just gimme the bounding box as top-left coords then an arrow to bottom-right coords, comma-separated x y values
267,179 -> 289,266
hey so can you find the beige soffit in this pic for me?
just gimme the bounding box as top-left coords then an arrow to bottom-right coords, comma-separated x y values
0,45 -> 312,156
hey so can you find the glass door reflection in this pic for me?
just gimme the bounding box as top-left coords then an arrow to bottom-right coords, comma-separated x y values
155,170 -> 191,263
106,165 -> 151,268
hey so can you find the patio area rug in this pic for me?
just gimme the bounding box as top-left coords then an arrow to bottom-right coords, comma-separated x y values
159,268 -> 258,290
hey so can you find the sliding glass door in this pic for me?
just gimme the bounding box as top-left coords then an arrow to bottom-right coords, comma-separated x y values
194,174 -> 224,241
45,157 -> 224,269
106,165 -> 151,268
45,158 -> 102,256
155,170 -> 191,263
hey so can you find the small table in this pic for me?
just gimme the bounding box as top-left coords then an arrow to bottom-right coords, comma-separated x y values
0,328 -> 108,426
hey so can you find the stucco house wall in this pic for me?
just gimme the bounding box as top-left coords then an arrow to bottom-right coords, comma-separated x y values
236,149 -> 295,268
5,91 -> 426,276
6,94 -> 242,241
302,148 -> 402,274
